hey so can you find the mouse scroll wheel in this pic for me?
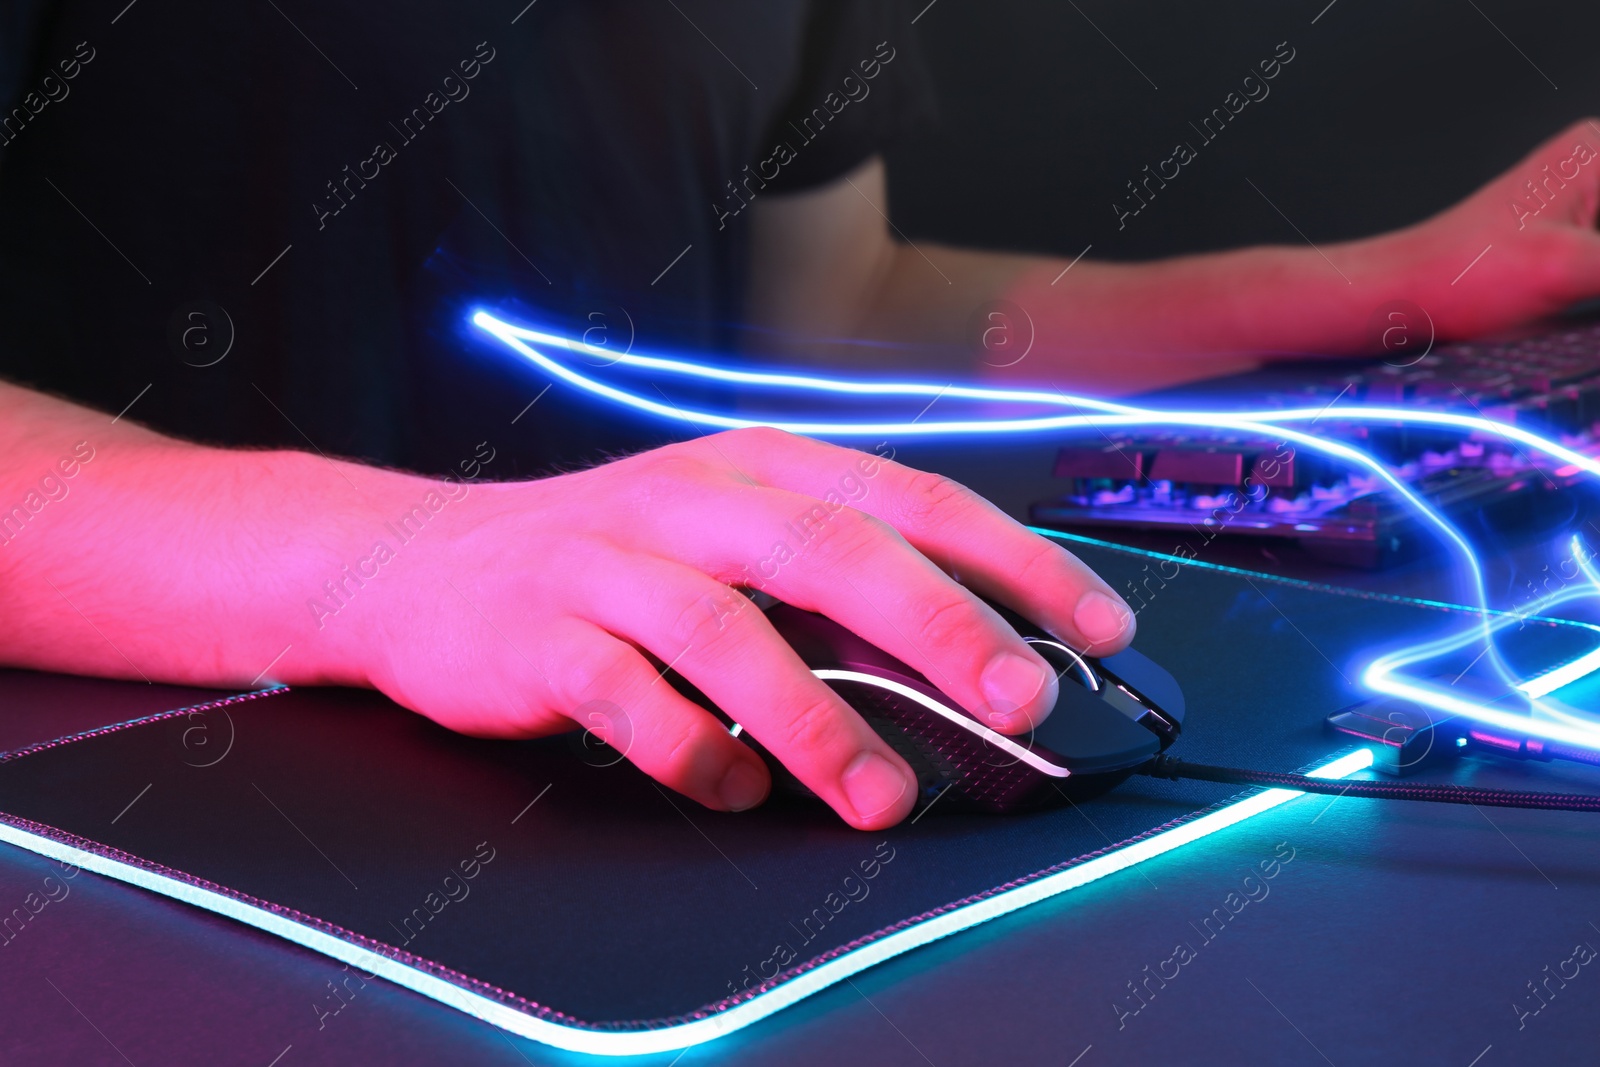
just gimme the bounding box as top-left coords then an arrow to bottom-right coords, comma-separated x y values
1023,637 -> 1101,692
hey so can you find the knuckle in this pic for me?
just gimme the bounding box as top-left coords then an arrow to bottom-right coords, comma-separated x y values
811,507 -> 891,572
652,718 -> 706,782
635,449 -> 709,489
557,640 -> 637,708
706,426 -> 798,468
666,588 -> 754,662
771,690 -> 853,760
1013,537 -> 1071,589
897,469 -> 977,528
725,425 -> 795,449
912,587 -> 984,650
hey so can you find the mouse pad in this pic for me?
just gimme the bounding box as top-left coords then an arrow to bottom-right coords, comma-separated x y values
0,533 -> 1592,1054
0,669 -> 248,758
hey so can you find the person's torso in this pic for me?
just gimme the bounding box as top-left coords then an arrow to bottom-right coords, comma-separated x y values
0,0 -> 818,474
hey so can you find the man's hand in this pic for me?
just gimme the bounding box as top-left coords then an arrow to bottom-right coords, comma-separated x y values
746,123 -> 1600,394
1364,118 -> 1600,341
357,428 -> 1133,830
0,383 -> 1133,831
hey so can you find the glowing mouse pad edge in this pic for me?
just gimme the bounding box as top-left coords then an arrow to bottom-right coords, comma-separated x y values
0,744 -> 1367,1056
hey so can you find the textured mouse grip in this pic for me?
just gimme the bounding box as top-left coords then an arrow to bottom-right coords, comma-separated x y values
824,677 -> 1133,813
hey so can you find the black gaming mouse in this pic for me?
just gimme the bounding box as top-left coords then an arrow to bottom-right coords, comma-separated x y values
679,599 -> 1187,814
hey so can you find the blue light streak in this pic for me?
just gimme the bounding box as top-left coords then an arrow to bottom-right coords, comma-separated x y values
472,309 -> 1600,752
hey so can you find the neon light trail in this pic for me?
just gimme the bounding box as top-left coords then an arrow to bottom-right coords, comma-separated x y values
472,309 -> 1600,756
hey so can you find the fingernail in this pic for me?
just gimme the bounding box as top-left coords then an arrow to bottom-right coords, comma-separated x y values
718,761 -> 768,812
842,751 -> 911,822
981,650 -> 1055,723
1074,590 -> 1131,647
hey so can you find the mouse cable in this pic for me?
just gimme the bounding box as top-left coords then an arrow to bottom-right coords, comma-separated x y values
1138,754 -> 1600,812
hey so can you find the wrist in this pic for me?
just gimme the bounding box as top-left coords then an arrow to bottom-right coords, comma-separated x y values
1018,240 -> 1395,368
1218,237 -> 1403,355
220,448 -> 436,692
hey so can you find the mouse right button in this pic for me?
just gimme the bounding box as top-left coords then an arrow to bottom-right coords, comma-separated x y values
1029,686 -> 1161,775
1096,647 -> 1185,725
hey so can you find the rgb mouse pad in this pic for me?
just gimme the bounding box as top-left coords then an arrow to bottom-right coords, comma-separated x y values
0,535 -> 1592,1054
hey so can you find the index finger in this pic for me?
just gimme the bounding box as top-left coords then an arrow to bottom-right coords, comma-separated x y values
713,430 -> 1136,655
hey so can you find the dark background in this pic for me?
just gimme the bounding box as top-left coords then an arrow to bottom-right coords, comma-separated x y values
889,0 -> 1599,262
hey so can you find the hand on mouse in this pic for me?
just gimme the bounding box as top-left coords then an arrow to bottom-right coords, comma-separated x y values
344,428 -> 1136,830
0,382 -> 1134,832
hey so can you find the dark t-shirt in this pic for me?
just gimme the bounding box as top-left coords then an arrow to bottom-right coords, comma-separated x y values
0,1 -> 933,476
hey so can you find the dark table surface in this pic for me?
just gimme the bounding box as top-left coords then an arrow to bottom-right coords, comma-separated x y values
5,450 -> 1600,1066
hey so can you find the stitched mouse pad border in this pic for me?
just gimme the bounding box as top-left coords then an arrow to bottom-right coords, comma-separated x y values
0,533 -> 1592,1055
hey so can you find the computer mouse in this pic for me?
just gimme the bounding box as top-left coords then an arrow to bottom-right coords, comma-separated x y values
676,599 -> 1186,814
